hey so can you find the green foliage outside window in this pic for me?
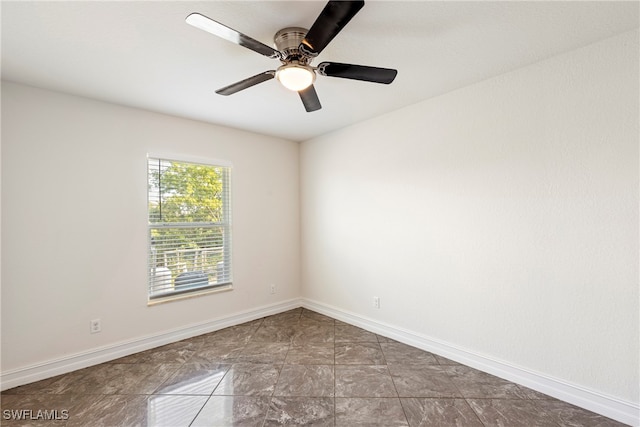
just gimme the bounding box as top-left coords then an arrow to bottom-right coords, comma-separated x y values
148,158 -> 231,296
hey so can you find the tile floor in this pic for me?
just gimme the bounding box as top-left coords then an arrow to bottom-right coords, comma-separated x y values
1,308 -> 626,426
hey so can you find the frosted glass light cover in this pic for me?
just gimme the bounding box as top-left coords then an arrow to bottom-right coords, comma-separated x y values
276,65 -> 315,91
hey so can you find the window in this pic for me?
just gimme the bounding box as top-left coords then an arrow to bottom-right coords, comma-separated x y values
147,157 -> 232,301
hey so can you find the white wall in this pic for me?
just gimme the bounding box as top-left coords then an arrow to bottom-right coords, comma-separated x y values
301,29 -> 639,405
1,82 -> 300,372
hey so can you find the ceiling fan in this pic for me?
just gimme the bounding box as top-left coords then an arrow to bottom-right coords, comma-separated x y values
186,1 -> 398,112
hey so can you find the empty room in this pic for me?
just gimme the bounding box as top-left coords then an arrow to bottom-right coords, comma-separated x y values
1,1 -> 638,426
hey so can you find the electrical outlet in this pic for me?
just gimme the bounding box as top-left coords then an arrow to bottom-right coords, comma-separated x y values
90,319 -> 101,334
373,297 -> 380,309
270,284 -> 277,294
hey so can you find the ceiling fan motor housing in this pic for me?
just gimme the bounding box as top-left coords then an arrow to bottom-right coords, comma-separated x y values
274,27 -> 310,63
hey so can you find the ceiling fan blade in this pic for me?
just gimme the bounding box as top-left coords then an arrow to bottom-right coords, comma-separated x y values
186,13 -> 280,59
299,85 -> 322,112
215,71 -> 275,96
299,1 -> 364,57
317,62 -> 397,84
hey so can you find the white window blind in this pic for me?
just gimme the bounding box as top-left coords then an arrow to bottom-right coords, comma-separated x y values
147,157 -> 232,300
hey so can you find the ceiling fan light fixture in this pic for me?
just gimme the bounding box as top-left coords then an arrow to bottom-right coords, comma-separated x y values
187,1 -> 397,112
276,63 -> 315,92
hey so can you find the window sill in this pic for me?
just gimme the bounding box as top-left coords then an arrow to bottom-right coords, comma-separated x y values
147,284 -> 233,306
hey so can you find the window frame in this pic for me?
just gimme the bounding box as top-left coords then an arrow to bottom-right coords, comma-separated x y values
146,154 -> 233,304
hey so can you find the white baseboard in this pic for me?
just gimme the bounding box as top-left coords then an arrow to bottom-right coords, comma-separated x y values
301,298 -> 639,427
0,298 -> 302,392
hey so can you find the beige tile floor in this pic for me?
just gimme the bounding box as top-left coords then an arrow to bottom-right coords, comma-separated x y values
1,308 -> 626,426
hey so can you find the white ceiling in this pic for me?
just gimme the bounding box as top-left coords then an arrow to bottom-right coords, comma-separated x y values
2,1 -> 638,142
